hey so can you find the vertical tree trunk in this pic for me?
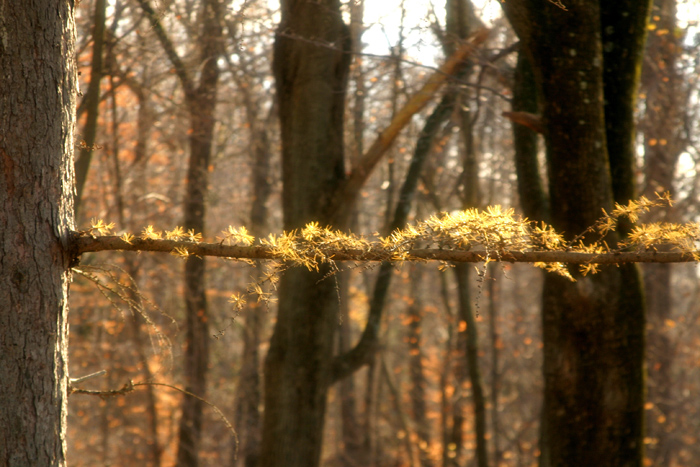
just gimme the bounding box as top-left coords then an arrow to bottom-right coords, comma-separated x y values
337,5 -> 366,458
337,272 -> 365,467
231,82 -> 272,467
501,1 -> 650,465
445,2 -> 489,465
75,0 -> 106,215
452,265 -> 489,467
177,58 -> 220,467
640,1 -> 682,464
259,2 -> 350,466
0,1 -> 76,465
486,264 -> 503,466
109,72 -> 163,464
407,266 -> 433,467
511,51 -> 548,222
133,3 -> 223,463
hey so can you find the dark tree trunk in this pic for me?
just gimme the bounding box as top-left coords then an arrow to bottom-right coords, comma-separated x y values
511,51 -> 548,222
0,1 -> 76,465
259,1 -> 351,466
261,265 -> 343,467
262,2 -> 484,465
501,1 -> 650,465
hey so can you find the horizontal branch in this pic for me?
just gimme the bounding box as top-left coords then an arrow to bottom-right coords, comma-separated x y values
74,235 -> 699,265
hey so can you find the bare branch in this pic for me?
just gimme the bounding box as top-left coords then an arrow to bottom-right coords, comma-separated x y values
134,0 -> 196,100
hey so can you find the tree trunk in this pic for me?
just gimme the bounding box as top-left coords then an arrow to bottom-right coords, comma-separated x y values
177,69 -> 219,467
511,51 -> 548,222
501,1 -> 649,465
132,3 -> 223,462
452,264 -> 489,467
337,270 -> 366,467
640,0 -> 683,464
259,1 -> 350,466
231,77 -> 272,467
407,265 -> 433,467
443,2 -> 490,464
486,264 -> 503,466
74,0 -> 106,215
0,1 -> 76,465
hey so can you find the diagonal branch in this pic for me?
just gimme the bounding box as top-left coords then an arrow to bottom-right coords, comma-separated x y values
134,0 -> 196,101
329,27 -> 490,223
329,90 -> 458,384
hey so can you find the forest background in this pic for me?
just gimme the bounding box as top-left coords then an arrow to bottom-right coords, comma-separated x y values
6,0 -> 700,466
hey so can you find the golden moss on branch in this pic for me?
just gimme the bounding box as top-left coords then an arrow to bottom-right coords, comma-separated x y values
73,236 -> 699,265
72,194 -> 699,276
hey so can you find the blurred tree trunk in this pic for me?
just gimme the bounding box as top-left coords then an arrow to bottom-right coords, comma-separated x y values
259,1 -> 351,466
337,271 -> 365,467
501,1 -> 650,465
381,357 -> 420,467
486,263 -> 503,466
135,1 -> 223,464
337,3 -> 368,464
109,60 -> 163,465
120,260 -> 164,466
640,0 -> 683,464
75,0 -> 106,216
0,1 -> 76,465
452,265 -> 488,467
445,1 -> 489,466
176,0 -> 222,458
231,74 -> 273,467
407,265 -> 434,467
510,45 -> 549,467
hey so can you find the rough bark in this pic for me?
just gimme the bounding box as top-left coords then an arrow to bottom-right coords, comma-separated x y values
601,0 -> 652,212
501,1 -> 649,465
0,1 -> 76,465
